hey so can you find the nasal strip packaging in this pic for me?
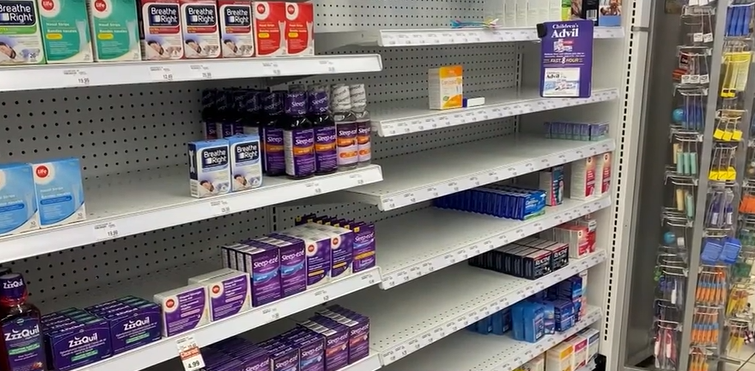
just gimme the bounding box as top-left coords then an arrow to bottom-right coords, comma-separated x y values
218,0 -> 254,57
252,1 -> 285,56
0,0 -> 45,65
283,1 -> 313,55
188,139 -> 231,198
0,164 -> 39,236
139,0 -> 184,60
227,134 -> 263,191
180,0 -> 221,58
87,0 -> 141,61
32,158 -> 86,228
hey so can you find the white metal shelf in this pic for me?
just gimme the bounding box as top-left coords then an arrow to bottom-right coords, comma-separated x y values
339,136 -> 614,211
56,265 -> 381,371
0,54 -> 383,92
375,196 -> 611,289
0,165 -> 382,262
381,306 -> 602,371
327,26 -> 624,47
329,251 -> 606,366
371,88 -> 619,137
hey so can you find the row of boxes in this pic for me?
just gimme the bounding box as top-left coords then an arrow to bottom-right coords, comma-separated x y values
0,159 -> 86,237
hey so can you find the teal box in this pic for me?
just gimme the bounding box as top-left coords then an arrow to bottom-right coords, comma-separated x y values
31,158 -> 86,228
37,0 -> 93,63
0,163 -> 39,236
86,0 -> 141,61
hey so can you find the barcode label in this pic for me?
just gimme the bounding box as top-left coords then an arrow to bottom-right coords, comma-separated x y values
586,10 -> 597,20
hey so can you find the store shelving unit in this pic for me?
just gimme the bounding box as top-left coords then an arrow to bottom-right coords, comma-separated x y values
0,165 -> 382,262
371,87 -> 619,137
372,196 -> 610,289
0,0 -> 652,370
339,137 -> 614,211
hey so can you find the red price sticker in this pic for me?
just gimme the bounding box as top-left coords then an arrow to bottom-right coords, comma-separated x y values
176,335 -> 205,371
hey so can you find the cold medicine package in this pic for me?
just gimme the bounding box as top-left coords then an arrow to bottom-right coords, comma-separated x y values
537,20 -> 593,98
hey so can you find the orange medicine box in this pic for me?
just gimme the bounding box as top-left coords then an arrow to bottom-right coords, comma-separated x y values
428,65 -> 463,110
284,2 -> 313,55
218,0 -> 255,57
252,1 -> 286,56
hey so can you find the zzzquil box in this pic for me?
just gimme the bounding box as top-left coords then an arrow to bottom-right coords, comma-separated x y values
188,139 -> 231,198
31,158 -> 86,228
0,163 -> 39,237
0,0 -> 46,64
37,0 -> 93,63
87,0 -> 141,61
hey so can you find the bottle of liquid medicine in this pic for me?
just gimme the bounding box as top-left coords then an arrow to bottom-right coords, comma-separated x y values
0,273 -> 45,371
331,84 -> 358,170
238,90 -> 262,136
350,84 -> 371,167
283,91 -> 316,179
260,91 -> 286,176
308,86 -> 338,175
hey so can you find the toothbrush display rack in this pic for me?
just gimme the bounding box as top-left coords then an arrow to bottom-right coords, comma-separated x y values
0,1 -> 652,371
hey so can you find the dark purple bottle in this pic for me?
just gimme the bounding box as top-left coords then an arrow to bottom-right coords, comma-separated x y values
260,92 -> 286,176
0,273 -> 45,371
308,87 -> 338,175
282,91 -> 316,179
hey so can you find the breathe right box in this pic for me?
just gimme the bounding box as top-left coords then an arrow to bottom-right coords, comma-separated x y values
0,0 -> 45,64
87,0 -> 141,61
31,158 -> 86,228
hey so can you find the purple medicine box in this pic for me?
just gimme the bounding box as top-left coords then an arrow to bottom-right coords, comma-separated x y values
242,239 -> 283,306
267,234 -> 308,297
279,228 -> 332,288
44,317 -> 113,371
153,284 -> 209,337
96,302 -> 162,354
350,222 -> 376,273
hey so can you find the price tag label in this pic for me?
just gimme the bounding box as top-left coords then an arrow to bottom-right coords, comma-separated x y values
93,222 -> 119,241
261,307 -> 280,321
262,62 -> 281,76
426,186 -> 439,197
318,60 -> 336,73
349,173 -> 364,185
189,64 -> 212,79
314,289 -> 330,301
176,335 -> 205,371
361,273 -> 377,285
63,69 -> 90,86
444,254 -> 456,265
305,181 -> 322,194
210,199 -> 232,216
150,66 -> 174,81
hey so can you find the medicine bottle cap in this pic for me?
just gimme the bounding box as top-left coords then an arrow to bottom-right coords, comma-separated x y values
331,84 -> 351,112
308,89 -> 329,114
349,84 -> 367,113
284,92 -> 308,116
0,273 -> 27,302
262,92 -> 283,114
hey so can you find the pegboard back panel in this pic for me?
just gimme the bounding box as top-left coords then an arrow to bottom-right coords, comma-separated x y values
4,208 -> 269,305
298,44 -> 519,103
313,0 -> 487,32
